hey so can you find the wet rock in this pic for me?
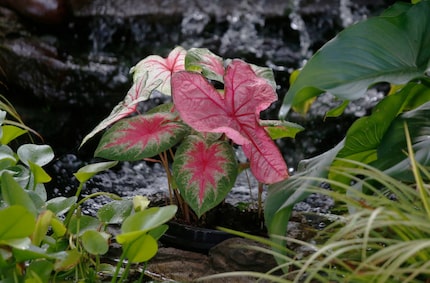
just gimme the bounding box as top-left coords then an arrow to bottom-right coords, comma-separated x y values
0,0 -> 69,24
209,237 -> 277,274
147,238 -> 277,282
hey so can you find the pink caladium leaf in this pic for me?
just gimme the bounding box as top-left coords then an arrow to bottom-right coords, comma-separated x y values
95,112 -> 189,161
81,47 -> 186,147
172,59 -> 288,184
172,135 -> 238,218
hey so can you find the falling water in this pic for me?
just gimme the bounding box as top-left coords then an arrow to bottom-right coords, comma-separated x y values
289,0 -> 312,62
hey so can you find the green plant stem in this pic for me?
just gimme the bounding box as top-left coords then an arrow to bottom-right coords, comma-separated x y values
258,182 -> 263,219
118,261 -> 132,283
404,122 -> 430,219
111,251 -> 127,283
159,151 -> 174,205
159,151 -> 189,222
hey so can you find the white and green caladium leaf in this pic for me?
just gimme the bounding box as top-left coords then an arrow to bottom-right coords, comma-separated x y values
279,1 -> 430,118
81,46 -> 186,146
95,112 -> 189,161
172,135 -> 238,218
185,48 -> 225,82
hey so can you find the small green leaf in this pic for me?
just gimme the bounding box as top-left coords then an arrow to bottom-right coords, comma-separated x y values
1,172 -> 37,215
0,145 -> 17,169
32,210 -> 53,246
46,196 -> 77,215
116,205 -> 177,243
50,217 -> 67,238
54,249 -> 81,271
97,199 -> 133,224
1,125 -> 27,145
81,230 -> 110,255
28,161 -> 52,184
12,244 -> 54,262
325,100 -> 349,118
0,206 -> 35,240
17,144 -> 54,167
74,161 -> 118,183
122,234 -> 158,263
68,215 -> 101,236
260,120 -> 304,139
26,260 -> 54,283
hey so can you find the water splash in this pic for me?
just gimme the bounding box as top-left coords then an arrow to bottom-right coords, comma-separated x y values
219,0 -> 265,58
289,0 -> 312,61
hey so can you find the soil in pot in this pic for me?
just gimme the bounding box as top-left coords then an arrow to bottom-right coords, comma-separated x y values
160,201 -> 266,253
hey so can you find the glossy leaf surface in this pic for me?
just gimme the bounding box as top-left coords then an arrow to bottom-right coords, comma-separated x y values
279,1 -> 430,118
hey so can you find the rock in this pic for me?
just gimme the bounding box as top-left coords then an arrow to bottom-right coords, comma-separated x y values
209,237 -> 277,274
147,238 -> 278,282
0,0 -> 69,24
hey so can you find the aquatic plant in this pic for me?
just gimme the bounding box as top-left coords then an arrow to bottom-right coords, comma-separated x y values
0,109 -> 177,282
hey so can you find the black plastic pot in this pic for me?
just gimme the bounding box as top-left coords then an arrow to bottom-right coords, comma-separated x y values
161,221 -> 235,253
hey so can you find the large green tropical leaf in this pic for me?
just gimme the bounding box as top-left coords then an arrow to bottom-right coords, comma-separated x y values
372,101 -> 430,181
279,1 -> 430,118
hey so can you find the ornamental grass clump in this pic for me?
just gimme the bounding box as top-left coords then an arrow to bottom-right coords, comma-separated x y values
82,47 -> 301,221
200,126 -> 430,282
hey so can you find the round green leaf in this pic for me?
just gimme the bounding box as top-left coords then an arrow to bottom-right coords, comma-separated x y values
17,144 -> 54,167
81,230 -> 109,255
97,199 -> 133,224
122,234 -> 158,263
46,196 -> 78,215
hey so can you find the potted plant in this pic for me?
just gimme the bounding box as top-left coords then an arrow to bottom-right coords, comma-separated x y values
81,47 -> 301,250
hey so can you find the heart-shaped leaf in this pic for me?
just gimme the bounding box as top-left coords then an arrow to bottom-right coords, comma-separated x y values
279,1 -> 430,118
131,46 -> 186,96
81,230 -> 110,255
95,112 -> 189,161
172,135 -> 238,218
122,234 -> 158,263
17,144 -> 54,167
81,46 -> 186,146
172,59 -> 288,183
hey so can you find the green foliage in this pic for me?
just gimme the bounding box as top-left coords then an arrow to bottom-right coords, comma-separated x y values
203,141 -> 430,282
266,0 -> 430,265
0,110 -> 177,282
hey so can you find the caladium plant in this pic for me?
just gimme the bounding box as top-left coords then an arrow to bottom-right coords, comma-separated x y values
84,47 -> 298,219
